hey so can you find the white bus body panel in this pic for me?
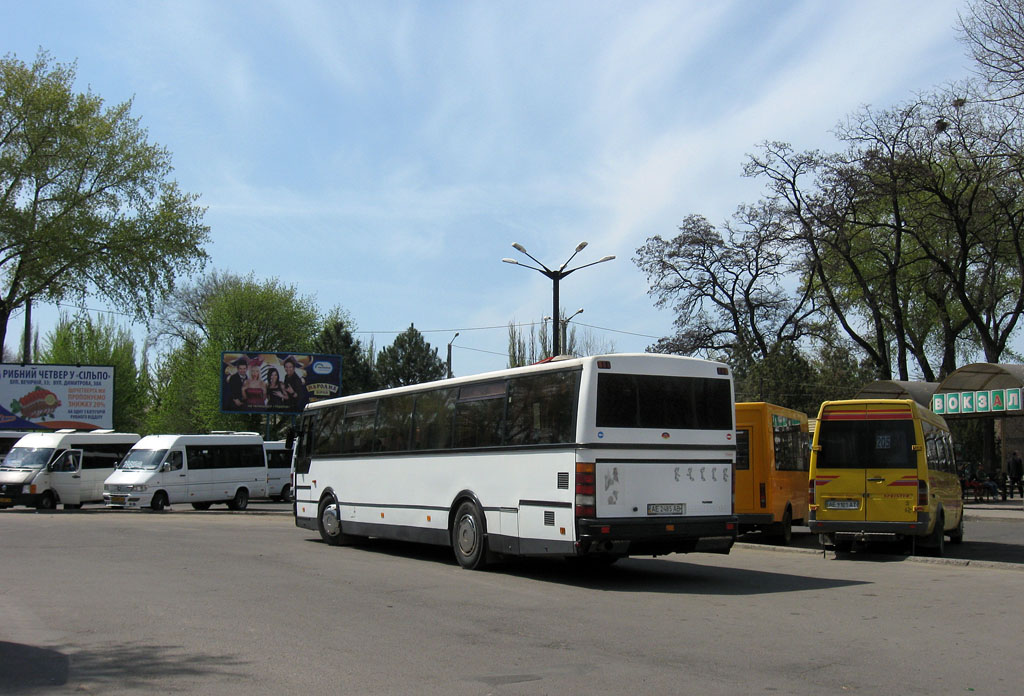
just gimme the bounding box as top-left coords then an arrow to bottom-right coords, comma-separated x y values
263,440 -> 292,499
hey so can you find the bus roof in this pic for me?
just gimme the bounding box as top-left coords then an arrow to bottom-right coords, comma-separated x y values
304,353 -> 731,412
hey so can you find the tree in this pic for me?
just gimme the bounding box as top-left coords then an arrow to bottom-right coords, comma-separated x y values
634,204 -> 820,365
375,324 -> 446,388
38,312 -> 150,432
960,0 -> 1024,98
0,50 -> 209,351
147,271 -> 320,434
312,307 -> 377,396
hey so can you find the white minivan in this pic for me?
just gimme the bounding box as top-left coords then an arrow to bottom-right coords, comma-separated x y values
0,430 -> 140,509
263,440 -> 293,502
104,433 -> 268,511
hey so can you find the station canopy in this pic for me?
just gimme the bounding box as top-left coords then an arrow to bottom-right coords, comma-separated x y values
854,380 -> 938,407
854,364 -> 1024,418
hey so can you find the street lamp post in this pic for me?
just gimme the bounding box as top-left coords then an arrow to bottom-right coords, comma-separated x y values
502,242 -> 614,356
446,332 -> 459,378
561,307 -> 583,355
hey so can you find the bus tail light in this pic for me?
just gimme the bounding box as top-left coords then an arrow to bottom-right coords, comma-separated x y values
808,479 -> 815,506
917,480 -> 929,509
575,462 -> 595,517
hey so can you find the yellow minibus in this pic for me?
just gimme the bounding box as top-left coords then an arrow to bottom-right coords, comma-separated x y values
808,399 -> 963,555
735,402 -> 809,544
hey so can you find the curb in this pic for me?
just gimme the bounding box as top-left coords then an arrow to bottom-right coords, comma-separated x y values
735,541 -> 1024,572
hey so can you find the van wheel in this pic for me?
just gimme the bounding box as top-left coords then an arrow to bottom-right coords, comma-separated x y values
772,507 -> 793,545
949,515 -> 964,544
150,491 -> 169,511
227,488 -> 249,511
452,501 -> 488,570
318,497 -> 354,546
279,484 -> 292,503
37,492 -> 56,510
191,502 -> 212,510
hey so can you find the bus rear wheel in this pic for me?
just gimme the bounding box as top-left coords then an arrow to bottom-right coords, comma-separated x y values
227,488 -> 249,511
452,501 -> 488,570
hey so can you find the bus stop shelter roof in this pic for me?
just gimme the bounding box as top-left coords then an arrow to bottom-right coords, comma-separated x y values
855,380 -> 938,407
935,363 -> 1024,393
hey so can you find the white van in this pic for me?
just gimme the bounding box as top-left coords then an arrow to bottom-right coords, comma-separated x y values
263,440 -> 293,502
0,430 -> 140,509
104,433 -> 268,511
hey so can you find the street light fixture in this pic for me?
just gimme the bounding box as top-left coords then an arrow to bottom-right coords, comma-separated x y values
562,307 -> 583,354
503,242 -> 614,356
446,332 -> 459,378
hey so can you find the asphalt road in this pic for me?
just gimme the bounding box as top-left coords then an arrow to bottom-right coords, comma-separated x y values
2,507 -> 1023,694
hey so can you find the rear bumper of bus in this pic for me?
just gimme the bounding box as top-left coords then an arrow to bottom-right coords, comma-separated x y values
809,513 -> 933,540
576,515 -> 737,556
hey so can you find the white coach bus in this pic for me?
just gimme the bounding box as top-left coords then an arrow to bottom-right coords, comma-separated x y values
104,433 -> 268,511
292,353 -> 737,569
0,430 -> 140,509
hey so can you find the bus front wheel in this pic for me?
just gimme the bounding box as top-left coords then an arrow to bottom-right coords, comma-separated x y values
452,501 -> 487,570
318,497 -> 354,546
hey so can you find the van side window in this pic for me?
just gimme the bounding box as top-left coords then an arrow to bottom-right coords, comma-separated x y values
166,450 -> 183,471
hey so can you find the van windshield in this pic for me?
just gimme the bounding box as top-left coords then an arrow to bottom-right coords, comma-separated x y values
2,447 -> 55,470
816,421 -> 916,469
118,449 -> 168,471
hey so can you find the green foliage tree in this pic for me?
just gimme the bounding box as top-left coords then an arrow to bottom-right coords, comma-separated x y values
312,307 -> 377,396
375,324 -> 446,388
38,312 -> 150,432
147,271 -> 319,434
0,50 -> 209,351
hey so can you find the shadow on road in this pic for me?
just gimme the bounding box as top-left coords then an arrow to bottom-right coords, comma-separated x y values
305,536 -> 869,594
0,640 -> 247,694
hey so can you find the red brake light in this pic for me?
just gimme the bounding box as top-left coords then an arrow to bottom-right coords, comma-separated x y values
576,462 -> 596,517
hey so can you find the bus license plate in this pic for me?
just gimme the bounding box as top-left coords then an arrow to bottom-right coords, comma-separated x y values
648,503 -> 685,515
826,499 -> 859,510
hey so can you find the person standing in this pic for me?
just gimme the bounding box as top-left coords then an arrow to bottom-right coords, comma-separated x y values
1009,450 -> 1023,499
282,356 -> 308,412
225,357 -> 247,410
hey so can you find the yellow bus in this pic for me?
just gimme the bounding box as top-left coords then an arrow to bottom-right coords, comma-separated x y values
808,399 -> 963,555
734,402 -> 810,544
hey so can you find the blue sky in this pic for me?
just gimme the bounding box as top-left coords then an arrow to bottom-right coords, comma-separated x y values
4,0 -> 976,377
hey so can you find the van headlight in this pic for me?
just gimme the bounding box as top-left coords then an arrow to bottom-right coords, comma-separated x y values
131,484 -> 147,492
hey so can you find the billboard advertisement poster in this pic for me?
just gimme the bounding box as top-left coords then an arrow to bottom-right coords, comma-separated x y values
0,364 -> 115,430
221,352 -> 341,415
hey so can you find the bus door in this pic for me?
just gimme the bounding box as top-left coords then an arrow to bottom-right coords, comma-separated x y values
49,449 -> 83,506
815,404 -> 917,523
862,415 -> 918,524
734,426 -> 755,512
163,449 -> 188,503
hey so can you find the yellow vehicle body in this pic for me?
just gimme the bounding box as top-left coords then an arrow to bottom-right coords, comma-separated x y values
734,402 -> 809,544
808,399 -> 963,553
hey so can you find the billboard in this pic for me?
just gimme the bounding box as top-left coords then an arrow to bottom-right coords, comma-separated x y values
0,363 -> 115,430
221,352 -> 341,415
